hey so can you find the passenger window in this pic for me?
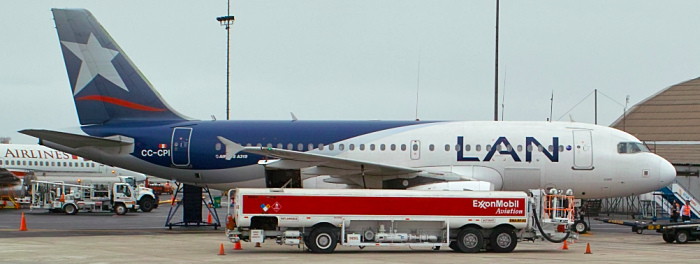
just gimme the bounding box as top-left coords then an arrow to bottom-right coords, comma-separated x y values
559,145 -> 564,152
276,143 -> 283,149
455,144 -> 461,152
527,145 -> 533,152
318,143 -> 324,150
548,145 -> 554,152
465,144 -> 471,151
245,143 -> 252,147
256,143 -> 262,147
370,144 -> 376,151
517,145 -> 523,152
401,144 -> 406,151
23,161 -> 27,166
538,145 -> 543,152
339,144 -> 345,151
486,145 -> 491,151
297,143 -> 304,151
329,144 -> 335,151
308,143 -> 314,150
391,144 -> 396,151
476,145 -> 481,152
349,144 -> 355,151
507,145 -> 512,152
10,160 -> 14,165
428,144 -> 434,151
266,143 -> 273,148
445,144 -> 450,151
63,162 -> 67,167
496,145 -> 502,151
360,144 -> 365,151
381,144 -> 386,151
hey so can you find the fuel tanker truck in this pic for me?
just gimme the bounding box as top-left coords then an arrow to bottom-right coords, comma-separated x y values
225,188 -> 576,253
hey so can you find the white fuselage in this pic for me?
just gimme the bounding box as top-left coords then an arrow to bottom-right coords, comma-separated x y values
41,121 -> 676,199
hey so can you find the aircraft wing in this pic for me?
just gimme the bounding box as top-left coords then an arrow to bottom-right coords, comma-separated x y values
0,168 -> 20,185
217,136 -> 420,176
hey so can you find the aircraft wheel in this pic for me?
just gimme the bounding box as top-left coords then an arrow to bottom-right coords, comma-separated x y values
573,220 -> 588,234
456,227 -> 483,253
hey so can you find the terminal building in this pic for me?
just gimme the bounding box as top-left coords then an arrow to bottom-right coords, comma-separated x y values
607,77 -> 700,218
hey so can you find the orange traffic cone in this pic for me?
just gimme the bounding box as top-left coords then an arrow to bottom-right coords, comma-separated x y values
59,193 -> 65,203
584,243 -> 592,254
19,213 -> 27,231
218,243 -> 225,255
234,241 -> 242,250
255,242 -> 261,248
561,240 -> 569,250
207,212 -> 212,224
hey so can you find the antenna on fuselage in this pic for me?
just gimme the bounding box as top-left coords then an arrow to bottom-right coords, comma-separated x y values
501,66 -> 507,121
415,48 -> 421,122
549,90 -> 553,122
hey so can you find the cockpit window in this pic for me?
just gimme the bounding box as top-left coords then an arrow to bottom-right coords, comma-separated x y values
617,142 -> 649,154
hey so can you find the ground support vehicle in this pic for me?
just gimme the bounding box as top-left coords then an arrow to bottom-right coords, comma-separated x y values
225,188 -> 577,253
596,218 -> 665,234
656,222 -> 700,244
29,180 -> 150,215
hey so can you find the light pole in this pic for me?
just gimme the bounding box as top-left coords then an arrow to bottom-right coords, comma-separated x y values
217,1 -> 235,120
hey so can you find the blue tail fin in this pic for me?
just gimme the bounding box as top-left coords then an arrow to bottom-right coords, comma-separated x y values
52,9 -> 189,125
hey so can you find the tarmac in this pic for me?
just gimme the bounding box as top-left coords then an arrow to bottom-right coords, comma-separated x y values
0,198 -> 697,263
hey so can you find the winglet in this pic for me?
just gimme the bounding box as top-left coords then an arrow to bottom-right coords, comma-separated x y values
217,136 -> 245,160
290,112 -> 298,121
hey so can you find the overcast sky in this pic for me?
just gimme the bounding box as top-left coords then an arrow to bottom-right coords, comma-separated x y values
3,1 -> 700,144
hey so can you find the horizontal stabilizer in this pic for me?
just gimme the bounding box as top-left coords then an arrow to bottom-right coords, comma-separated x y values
19,129 -> 132,149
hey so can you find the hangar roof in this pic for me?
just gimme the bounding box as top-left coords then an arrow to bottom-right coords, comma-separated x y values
611,77 -> 700,141
610,77 -> 700,165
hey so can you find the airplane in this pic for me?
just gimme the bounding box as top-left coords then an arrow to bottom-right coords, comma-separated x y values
21,9 -> 675,203
0,143 -> 147,198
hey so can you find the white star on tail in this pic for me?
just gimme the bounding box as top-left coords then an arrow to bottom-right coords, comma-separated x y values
61,33 -> 128,95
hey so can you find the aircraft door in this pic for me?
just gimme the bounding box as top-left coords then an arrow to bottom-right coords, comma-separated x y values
171,127 -> 193,167
572,130 -> 593,170
410,140 -> 420,160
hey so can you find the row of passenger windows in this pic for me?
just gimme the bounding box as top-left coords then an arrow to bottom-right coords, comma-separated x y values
0,159 -> 96,168
238,142 -> 564,153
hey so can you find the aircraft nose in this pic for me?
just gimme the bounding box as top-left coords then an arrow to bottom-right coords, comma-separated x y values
659,158 -> 676,187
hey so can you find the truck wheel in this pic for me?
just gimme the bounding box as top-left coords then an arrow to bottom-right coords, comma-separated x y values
448,241 -> 462,252
573,220 -> 588,234
676,230 -> 689,244
140,197 -> 156,212
308,227 -> 338,253
490,226 -> 517,253
64,204 -> 78,215
456,227 -> 483,253
662,233 -> 675,243
114,204 -> 127,215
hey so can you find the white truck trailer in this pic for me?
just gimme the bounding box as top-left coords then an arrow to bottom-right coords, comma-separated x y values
29,179 -> 153,215
225,188 -> 576,253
